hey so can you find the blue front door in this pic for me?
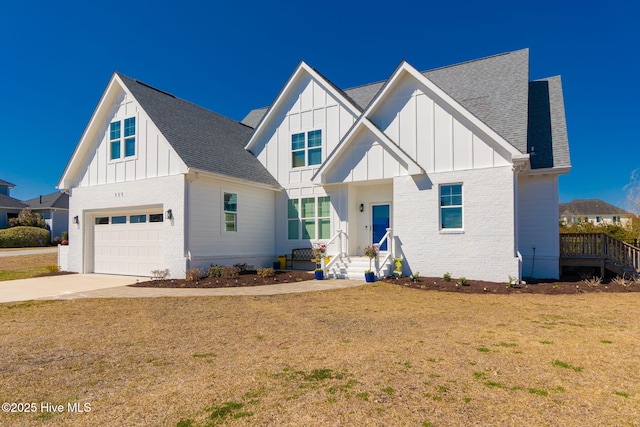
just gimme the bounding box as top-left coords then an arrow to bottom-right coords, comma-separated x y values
371,204 -> 390,251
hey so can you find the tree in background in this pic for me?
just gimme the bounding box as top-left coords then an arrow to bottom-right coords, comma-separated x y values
626,169 -> 640,242
8,208 -> 47,229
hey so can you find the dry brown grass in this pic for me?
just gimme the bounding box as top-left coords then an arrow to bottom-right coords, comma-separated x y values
1,283 -> 639,426
0,253 -> 58,281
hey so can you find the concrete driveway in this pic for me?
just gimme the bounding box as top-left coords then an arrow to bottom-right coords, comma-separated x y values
0,274 -> 149,303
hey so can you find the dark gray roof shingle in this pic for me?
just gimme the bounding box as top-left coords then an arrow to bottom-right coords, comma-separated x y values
118,74 -> 280,188
559,199 -> 630,216
0,194 -> 27,209
242,49 -> 570,171
24,192 -> 69,210
0,179 -> 16,188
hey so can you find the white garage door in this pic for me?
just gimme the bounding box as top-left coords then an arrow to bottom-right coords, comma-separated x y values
94,213 -> 164,276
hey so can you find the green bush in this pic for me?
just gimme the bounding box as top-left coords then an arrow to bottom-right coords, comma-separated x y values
0,226 -> 50,248
208,264 -> 223,278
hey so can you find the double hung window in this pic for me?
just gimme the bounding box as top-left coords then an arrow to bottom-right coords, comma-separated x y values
440,184 -> 463,229
224,193 -> 238,232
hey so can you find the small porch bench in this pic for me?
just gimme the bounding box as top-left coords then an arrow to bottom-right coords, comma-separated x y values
286,248 -> 314,270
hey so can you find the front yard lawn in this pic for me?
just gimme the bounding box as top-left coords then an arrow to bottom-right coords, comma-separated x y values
0,253 -> 57,281
1,284 -> 638,426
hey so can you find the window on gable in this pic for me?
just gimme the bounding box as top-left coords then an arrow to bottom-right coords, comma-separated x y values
224,192 -> 237,232
440,184 -> 463,229
291,129 -> 322,168
109,117 -> 136,160
287,196 -> 330,240
110,121 -> 121,160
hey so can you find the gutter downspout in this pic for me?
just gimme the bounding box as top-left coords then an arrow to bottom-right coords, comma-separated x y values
513,161 -> 526,281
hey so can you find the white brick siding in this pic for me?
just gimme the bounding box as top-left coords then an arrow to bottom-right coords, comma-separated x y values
394,166 -> 519,282
67,174 -> 187,278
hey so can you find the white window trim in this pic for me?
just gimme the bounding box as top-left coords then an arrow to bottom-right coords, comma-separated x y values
108,114 -> 139,163
290,128 -> 324,169
222,190 -> 238,233
287,195 -> 331,241
439,183 -> 464,233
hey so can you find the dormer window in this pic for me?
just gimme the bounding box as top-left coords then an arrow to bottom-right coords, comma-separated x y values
110,117 -> 136,160
291,129 -> 322,168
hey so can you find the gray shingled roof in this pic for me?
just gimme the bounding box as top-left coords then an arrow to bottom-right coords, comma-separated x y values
117,74 -> 280,188
242,49 -> 570,170
559,199 -> 630,216
24,192 -> 69,210
0,194 -> 27,209
0,179 -> 16,188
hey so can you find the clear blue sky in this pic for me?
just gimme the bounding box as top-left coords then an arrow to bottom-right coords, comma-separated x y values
1,0 -> 637,209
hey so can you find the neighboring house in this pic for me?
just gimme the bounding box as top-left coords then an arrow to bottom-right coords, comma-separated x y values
23,192 -> 69,241
0,179 -> 27,229
560,199 -> 631,227
58,48 -> 570,281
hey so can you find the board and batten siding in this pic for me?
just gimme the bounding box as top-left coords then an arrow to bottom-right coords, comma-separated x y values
186,176 -> 276,269
78,88 -> 187,187
251,73 -> 357,187
369,73 -> 512,174
323,128 -> 417,183
517,174 -> 560,279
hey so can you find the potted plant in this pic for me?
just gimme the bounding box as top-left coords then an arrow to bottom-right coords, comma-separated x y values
312,243 -> 327,280
363,245 -> 378,282
312,243 -> 327,269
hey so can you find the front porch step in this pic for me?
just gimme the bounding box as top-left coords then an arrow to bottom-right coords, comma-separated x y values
327,255 -> 392,280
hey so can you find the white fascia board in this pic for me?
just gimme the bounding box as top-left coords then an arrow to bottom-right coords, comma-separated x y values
58,74 -> 188,190
187,168 -> 284,192
366,61 -> 525,160
311,118 -> 424,184
362,119 -> 424,175
244,62 -> 361,152
58,73 -> 121,191
525,166 -> 571,176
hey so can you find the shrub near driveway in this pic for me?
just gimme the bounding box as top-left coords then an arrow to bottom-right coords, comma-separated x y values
1,284 -> 639,426
0,226 -> 50,248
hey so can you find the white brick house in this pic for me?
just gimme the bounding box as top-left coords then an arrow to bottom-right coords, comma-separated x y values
59,49 -> 570,281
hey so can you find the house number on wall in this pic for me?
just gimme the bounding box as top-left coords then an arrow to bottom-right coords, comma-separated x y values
115,192 -> 124,197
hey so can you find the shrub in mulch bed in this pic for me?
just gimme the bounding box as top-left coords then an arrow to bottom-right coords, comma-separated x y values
131,270 -> 315,288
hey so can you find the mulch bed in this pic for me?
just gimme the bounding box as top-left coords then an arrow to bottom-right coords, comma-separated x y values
130,270 -> 316,288
380,275 -> 640,294
130,269 -> 640,294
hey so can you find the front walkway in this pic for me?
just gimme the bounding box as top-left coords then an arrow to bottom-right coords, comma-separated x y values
43,278 -> 367,300
0,273 -> 366,303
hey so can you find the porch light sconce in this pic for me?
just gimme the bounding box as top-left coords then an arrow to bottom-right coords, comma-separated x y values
359,204 -> 364,212
166,209 -> 173,220
73,216 -> 79,224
